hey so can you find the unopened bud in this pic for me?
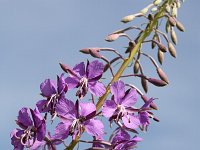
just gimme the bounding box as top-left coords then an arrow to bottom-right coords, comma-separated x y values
152,34 -> 158,49
168,17 -> 176,26
157,67 -> 169,83
80,48 -> 100,54
147,78 -> 168,87
89,49 -> 102,58
105,33 -> 122,42
141,95 -> 158,110
176,21 -> 185,32
158,49 -> 164,65
168,42 -> 177,58
170,29 -> 177,45
157,42 -> 167,52
153,0 -> 162,6
121,15 -> 135,23
151,7 -> 158,12
125,41 -> 136,53
148,14 -> 154,21
153,116 -> 160,122
172,6 -> 178,17
141,77 -> 148,93
134,60 -> 140,74
165,21 -> 170,33
165,4 -> 171,13
140,8 -> 149,15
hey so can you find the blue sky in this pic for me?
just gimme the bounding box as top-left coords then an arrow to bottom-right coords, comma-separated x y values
0,0 -> 199,149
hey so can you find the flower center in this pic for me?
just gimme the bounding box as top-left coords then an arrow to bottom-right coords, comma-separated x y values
80,77 -> 88,89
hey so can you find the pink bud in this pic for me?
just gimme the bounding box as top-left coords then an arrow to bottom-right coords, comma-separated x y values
147,78 -> 168,87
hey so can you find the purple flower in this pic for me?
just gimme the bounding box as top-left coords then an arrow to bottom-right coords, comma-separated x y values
102,80 -> 140,129
11,108 -> 46,149
36,74 -> 68,118
61,60 -> 106,98
111,129 -> 142,150
55,98 -> 104,138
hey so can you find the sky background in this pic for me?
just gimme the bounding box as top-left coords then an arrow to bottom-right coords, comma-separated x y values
0,0 -> 199,149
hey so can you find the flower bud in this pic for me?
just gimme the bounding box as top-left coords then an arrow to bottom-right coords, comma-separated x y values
176,21 -> 185,32
153,116 -> 160,122
121,14 -> 135,23
141,77 -> 148,93
89,49 -> 102,58
80,48 -> 100,54
125,41 -> 136,53
151,7 -> 158,12
165,4 -> 171,13
147,78 -> 168,87
168,42 -> 177,58
153,0 -> 162,6
141,95 -> 158,110
157,42 -> 167,52
156,67 -> 169,83
140,8 -> 149,15
172,6 -> 178,17
168,17 -> 176,26
148,14 -> 154,21
165,21 -> 170,33
158,49 -> 164,64
170,29 -> 177,45
134,60 -> 140,74
152,34 -> 158,49
105,33 -> 120,42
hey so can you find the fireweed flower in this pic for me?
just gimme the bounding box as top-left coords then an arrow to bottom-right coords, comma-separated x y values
55,98 -> 104,138
61,60 -> 106,98
102,80 -> 140,129
36,74 -> 68,118
111,129 -> 142,150
11,108 -> 46,149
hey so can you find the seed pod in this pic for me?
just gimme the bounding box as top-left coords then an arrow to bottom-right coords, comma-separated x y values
165,21 -> 170,33
158,49 -> 164,65
121,14 -> 135,23
168,42 -> 177,58
156,67 -> 169,83
176,21 -> 185,32
168,17 -> 176,26
157,42 -> 167,52
141,95 -> 158,110
170,29 -> 178,45
134,60 -> 140,74
141,77 -> 148,93
147,78 -> 168,87
152,34 -> 158,49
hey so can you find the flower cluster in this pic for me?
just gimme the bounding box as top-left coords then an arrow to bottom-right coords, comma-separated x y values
11,0 -> 185,149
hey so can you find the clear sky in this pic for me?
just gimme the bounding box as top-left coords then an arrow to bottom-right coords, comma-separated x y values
0,0 -> 199,149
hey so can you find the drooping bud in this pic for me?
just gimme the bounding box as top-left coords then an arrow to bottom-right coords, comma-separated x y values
121,14 -> 135,23
168,17 -> 176,26
141,95 -> 158,110
147,78 -> 168,87
141,77 -> 148,93
80,48 -> 100,54
134,60 -> 140,74
151,7 -> 158,12
153,0 -> 162,6
156,67 -> 169,83
125,41 -> 136,53
172,5 -> 178,17
168,42 -> 177,58
148,14 -> 154,21
158,49 -> 164,65
153,116 -> 160,122
152,34 -> 158,49
170,29 -> 178,45
157,42 -> 167,52
140,8 -> 149,15
89,49 -> 102,58
165,4 -> 171,13
165,21 -> 170,33
176,21 -> 185,32
105,33 -> 125,42
59,63 -> 77,77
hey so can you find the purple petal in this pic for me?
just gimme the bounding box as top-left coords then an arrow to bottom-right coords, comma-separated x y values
11,129 -> 24,150
30,108 -> 43,128
56,98 -> 76,119
102,100 -> 117,118
139,111 -> 149,126
73,62 -> 86,77
65,77 -> 79,89
79,102 -> 96,117
57,74 -> 67,94
86,60 -> 104,79
84,119 -> 104,138
121,89 -> 137,107
122,115 -> 140,129
36,100 -> 50,113
40,79 -> 56,97
52,122 -> 70,140
30,140 -> 45,150
88,81 -> 106,97
132,136 -> 143,142
18,108 -> 33,127
110,80 -> 125,104
112,129 -> 130,144
36,120 -> 46,141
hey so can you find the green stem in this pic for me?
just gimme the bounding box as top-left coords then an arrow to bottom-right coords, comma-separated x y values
66,1 -> 173,149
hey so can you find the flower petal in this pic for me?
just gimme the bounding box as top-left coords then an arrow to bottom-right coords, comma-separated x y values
73,62 -> 85,77
56,98 -> 76,119
36,100 -> 50,113
122,115 -> 140,129
88,81 -> 106,97
86,60 -> 104,79
30,108 -> 43,128
112,129 -> 130,144
52,122 -> 70,140
57,73 -> 67,94
18,108 -> 33,127
110,80 -> 125,104
65,77 -> 79,89
121,89 -> 137,107
40,79 -> 56,97
84,119 -> 104,138
79,102 -> 96,117
139,111 -> 149,126
36,120 -> 46,141
102,100 -> 117,118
